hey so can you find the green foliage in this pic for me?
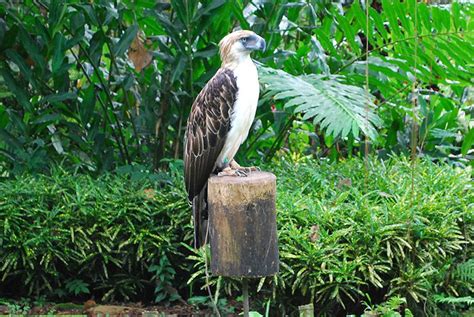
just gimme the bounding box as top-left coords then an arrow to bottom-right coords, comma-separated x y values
64,279 -> 90,296
269,156 -> 472,315
149,255 -> 181,304
0,157 -> 472,314
0,0 -> 235,174
188,295 -> 235,315
0,167 -> 190,301
364,296 -> 413,317
259,66 -> 382,140
431,259 -> 474,314
142,157 -> 472,316
0,298 -> 32,315
455,259 -> 474,283
250,0 -> 474,164
272,156 -> 473,315
433,295 -> 474,306
1,0 -> 472,176
322,0 -> 474,163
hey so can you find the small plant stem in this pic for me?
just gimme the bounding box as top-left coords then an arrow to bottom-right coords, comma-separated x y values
243,278 -> 249,317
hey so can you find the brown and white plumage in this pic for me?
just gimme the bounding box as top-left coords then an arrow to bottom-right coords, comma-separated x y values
184,30 -> 266,248
184,68 -> 238,200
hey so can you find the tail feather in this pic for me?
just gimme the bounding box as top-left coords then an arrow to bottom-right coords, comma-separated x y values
192,187 -> 208,248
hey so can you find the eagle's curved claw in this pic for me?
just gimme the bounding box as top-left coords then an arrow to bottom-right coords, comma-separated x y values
217,166 -> 248,177
248,166 -> 260,172
230,160 -> 260,173
218,167 -> 247,177
235,169 -> 248,177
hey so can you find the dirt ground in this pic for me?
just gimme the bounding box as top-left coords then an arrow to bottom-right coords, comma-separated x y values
0,300 -> 237,316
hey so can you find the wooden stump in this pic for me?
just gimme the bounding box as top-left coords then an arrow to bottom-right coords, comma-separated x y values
207,171 -> 279,277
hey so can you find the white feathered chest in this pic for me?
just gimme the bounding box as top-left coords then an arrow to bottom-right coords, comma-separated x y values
216,57 -> 259,168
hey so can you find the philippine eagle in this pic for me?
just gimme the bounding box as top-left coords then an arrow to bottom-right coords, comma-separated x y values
184,30 -> 266,248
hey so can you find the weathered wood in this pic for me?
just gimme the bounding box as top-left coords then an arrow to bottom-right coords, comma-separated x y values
208,171 -> 279,277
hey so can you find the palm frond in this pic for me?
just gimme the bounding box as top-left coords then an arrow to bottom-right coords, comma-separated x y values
258,66 -> 381,140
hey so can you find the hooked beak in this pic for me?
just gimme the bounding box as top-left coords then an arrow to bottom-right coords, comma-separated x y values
244,34 -> 266,52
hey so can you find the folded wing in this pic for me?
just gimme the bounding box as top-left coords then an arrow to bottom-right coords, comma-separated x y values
184,68 -> 238,200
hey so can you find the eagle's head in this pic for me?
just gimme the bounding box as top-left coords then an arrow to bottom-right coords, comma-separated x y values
219,30 -> 266,67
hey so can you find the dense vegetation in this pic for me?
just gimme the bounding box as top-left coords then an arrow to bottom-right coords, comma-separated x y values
0,157 -> 472,315
0,0 -> 473,316
0,0 -> 472,176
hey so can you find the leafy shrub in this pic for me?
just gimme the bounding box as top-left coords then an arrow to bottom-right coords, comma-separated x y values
0,157 -> 472,316
0,167 -> 190,301
178,157 -> 473,315
272,156 -> 473,315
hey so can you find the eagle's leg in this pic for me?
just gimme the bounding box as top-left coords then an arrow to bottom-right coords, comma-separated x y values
218,166 -> 247,177
230,160 -> 260,173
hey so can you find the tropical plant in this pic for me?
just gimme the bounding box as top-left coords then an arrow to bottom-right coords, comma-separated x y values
432,259 -> 474,313
64,279 -> 90,297
1,0 -> 472,176
0,157 -> 472,314
313,0 -> 474,163
364,296 -> 413,317
0,0 -> 238,175
0,165 -> 190,301
271,156 -> 472,315
259,66 -> 382,141
149,255 -> 181,303
164,156 -> 473,316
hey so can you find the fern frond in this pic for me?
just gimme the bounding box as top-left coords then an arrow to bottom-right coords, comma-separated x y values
258,66 -> 381,140
455,259 -> 474,282
316,0 -> 474,92
433,295 -> 474,306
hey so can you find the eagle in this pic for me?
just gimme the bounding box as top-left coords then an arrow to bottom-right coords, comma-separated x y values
184,30 -> 266,248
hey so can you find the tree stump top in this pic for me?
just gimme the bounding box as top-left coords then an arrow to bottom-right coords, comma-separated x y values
208,171 -> 276,185
208,172 -> 276,208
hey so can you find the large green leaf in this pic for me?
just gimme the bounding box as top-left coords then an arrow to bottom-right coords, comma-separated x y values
51,32 -> 65,73
259,66 -> 381,140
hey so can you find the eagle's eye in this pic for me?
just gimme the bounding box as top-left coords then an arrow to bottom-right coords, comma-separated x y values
241,37 -> 248,44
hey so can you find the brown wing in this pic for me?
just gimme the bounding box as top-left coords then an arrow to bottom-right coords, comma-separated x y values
184,68 -> 238,200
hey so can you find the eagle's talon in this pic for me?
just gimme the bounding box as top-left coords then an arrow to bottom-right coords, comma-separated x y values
242,166 -> 259,173
230,160 -> 260,173
235,169 -> 248,177
217,167 -> 248,177
248,166 -> 260,172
